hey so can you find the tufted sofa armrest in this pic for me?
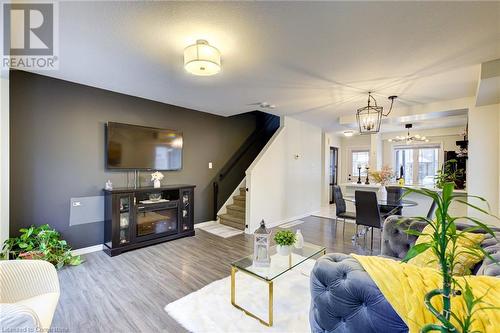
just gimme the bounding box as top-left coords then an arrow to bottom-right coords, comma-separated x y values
381,216 -> 500,276
310,253 -> 407,333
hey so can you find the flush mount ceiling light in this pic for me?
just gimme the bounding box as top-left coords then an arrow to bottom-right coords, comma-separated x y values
259,102 -> 276,109
356,92 -> 397,134
343,130 -> 355,137
388,124 -> 429,144
184,39 -> 221,76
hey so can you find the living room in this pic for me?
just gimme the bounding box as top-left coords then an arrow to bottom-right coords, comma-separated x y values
1,2 -> 499,333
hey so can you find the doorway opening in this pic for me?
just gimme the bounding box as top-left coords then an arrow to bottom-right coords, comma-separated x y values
329,147 -> 339,204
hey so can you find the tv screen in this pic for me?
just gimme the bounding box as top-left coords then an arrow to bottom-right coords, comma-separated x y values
106,122 -> 183,170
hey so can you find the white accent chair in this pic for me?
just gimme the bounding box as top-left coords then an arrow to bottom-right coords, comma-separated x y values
0,260 -> 60,331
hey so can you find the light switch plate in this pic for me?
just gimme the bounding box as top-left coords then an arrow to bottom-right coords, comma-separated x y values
208,162 -> 213,169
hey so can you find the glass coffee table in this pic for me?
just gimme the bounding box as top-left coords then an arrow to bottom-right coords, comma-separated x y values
230,242 -> 326,326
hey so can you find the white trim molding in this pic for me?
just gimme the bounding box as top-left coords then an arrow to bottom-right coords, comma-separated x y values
72,244 -> 104,256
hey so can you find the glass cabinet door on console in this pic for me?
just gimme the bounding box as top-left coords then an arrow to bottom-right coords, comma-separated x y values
116,194 -> 134,246
180,188 -> 194,231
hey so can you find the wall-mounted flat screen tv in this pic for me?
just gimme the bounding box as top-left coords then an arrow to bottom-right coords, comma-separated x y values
106,122 -> 183,170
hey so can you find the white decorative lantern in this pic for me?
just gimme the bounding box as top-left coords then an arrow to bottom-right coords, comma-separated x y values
253,220 -> 271,267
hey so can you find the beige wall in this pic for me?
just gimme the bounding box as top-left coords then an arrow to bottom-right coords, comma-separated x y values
468,104 -> 500,225
246,116 -> 322,232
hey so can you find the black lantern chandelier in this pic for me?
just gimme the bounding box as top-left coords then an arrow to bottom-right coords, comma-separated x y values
356,92 -> 397,134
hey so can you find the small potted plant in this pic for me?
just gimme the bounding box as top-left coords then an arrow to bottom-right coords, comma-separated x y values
274,230 -> 296,256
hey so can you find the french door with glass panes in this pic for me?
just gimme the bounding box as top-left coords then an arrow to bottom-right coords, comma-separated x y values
394,145 -> 440,186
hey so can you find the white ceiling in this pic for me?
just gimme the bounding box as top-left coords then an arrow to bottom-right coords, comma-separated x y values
30,1 -> 500,131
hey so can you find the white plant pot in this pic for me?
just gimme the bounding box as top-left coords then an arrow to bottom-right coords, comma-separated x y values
378,185 -> 387,201
153,179 -> 161,188
295,230 -> 304,249
276,245 -> 292,256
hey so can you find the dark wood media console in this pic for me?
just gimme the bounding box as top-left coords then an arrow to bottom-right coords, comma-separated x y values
103,184 -> 195,256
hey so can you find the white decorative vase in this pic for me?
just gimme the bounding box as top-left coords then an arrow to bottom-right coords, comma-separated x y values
295,230 -> 304,249
277,245 -> 292,256
378,185 -> 387,201
153,179 -> 161,188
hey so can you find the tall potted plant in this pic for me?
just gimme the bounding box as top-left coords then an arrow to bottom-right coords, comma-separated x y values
402,183 -> 498,332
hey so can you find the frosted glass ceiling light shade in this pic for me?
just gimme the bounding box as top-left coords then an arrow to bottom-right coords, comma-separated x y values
184,40 -> 221,76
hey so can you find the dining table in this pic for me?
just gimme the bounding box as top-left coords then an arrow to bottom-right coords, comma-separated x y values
342,196 -> 418,240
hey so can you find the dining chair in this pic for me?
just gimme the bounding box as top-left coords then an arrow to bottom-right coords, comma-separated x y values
354,190 -> 383,251
333,186 -> 356,237
426,200 -> 437,219
380,186 -> 403,217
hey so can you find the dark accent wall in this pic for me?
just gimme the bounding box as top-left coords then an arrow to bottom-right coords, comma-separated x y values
10,71 -> 256,249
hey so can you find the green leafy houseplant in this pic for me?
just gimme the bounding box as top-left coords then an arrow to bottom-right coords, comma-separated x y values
435,159 -> 464,189
2,224 -> 82,269
274,230 -> 296,246
402,182 -> 498,333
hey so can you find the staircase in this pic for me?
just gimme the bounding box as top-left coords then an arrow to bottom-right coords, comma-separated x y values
219,187 -> 246,230
212,111 -> 280,228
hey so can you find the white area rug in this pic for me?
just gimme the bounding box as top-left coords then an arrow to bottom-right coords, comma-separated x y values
165,259 -> 315,333
195,221 -> 244,238
277,219 -> 305,228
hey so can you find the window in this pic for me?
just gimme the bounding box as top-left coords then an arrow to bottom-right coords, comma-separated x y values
351,150 -> 370,177
394,145 -> 439,185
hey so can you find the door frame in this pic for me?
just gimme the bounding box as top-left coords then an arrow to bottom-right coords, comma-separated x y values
329,146 -> 339,204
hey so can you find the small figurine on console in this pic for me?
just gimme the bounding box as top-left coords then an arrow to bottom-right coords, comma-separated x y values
151,171 -> 164,188
105,180 -> 113,190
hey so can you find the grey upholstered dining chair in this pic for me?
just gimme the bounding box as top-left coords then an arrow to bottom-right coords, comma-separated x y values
333,186 -> 356,237
354,190 -> 383,251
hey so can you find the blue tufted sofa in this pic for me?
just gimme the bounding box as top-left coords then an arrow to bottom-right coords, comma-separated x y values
309,216 -> 500,333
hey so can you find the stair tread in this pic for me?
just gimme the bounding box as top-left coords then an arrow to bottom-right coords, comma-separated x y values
219,214 -> 245,224
227,204 -> 245,212
219,219 -> 245,230
233,195 -> 246,201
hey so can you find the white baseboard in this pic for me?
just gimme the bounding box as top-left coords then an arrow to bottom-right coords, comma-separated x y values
72,244 -> 104,256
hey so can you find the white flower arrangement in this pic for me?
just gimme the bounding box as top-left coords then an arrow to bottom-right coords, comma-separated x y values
151,171 -> 164,182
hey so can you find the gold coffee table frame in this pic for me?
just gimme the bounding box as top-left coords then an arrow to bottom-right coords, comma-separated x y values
230,243 -> 326,327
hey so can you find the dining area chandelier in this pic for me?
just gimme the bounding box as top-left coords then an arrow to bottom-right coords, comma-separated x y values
388,124 -> 429,144
356,92 -> 397,134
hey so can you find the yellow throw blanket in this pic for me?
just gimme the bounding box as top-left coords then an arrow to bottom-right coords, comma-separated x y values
351,254 -> 500,333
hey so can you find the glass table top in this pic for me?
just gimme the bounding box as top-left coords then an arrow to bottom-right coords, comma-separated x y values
231,242 -> 326,281
343,196 -> 417,207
